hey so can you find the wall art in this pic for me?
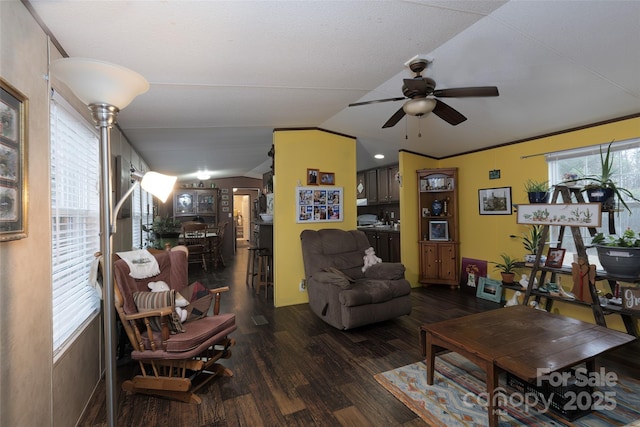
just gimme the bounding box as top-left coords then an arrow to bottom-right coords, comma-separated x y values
296,186 -> 343,223
0,78 -> 28,241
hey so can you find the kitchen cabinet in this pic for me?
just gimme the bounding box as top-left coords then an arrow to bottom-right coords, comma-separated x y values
377,165 -> 400,203
417,168 -> 459,287
363,229 -> 401,263
365,169 -> 378,203
357,164 -> 400,205
173,188 -> 218,221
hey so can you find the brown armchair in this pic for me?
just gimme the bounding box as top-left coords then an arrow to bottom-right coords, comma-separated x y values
112,246 -> 236,403
300,229 -> 412,330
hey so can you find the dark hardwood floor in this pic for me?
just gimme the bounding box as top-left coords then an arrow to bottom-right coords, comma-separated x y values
79,241 -> 639,427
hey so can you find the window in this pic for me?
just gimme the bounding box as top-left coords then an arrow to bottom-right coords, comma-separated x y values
132,183 -> 153,249
547,138 -> 640,267
51,93 -> 101,358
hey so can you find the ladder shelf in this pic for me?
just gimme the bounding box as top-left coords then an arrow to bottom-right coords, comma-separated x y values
521,185 -> 638,336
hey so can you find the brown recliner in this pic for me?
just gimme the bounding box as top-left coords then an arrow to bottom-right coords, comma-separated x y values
112,246 -> 236,403
300,229 -> 412,330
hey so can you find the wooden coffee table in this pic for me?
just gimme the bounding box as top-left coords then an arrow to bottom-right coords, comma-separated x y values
420,305 -> 634,427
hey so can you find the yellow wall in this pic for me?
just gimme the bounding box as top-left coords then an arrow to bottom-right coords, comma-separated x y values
272,129 -> 357,307
400,117 -> 640,331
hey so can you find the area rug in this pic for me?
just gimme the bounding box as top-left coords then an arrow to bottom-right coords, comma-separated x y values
375,353 -> 640,426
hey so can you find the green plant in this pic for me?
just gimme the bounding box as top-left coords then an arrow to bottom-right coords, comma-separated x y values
521,225 -> 544,254
592,228 -> 640,248
581,141 -> 640,213
524,179 -> 549,193
142,216 -> 182,235
491,253 -> 519,274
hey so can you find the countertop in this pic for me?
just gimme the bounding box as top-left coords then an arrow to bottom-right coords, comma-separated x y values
357,225 -> 400,233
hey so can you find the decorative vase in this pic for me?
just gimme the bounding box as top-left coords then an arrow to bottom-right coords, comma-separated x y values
431,199 -> 443,216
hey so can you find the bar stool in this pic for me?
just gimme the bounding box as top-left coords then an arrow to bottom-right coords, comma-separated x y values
255,248 -> 272,297
245,246 -> 259,288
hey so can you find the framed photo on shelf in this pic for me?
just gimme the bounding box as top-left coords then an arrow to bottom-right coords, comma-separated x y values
319,172 -> 335,185
460,258 -> 488,295
428,220 -> 448,241
545,248 -> 566,268
478,187 -> 512,215
307,168 -> 319,185
476,277 -> 503,303
0,78 -> 28,241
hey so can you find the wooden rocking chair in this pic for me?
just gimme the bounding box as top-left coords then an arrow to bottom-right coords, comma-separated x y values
110,246 -> 236,403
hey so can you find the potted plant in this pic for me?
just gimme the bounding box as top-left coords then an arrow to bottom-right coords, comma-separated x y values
581,142 -> 639,213
492,253 -> 519,283
524,179 -> 550,203
521,225 -> 546,265
591,228 -> 640,278
143,216 -> 182,249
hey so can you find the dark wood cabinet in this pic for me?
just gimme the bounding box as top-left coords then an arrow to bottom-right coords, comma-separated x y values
365,169 -> 378,203
417,168 -> 459,287
357,164 -> 400,205
363,229 -> 400,263
377,165 -> 400,203
173,189 -> 218,222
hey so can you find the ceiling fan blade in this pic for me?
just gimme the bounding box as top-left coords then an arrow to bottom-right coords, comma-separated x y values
382,107 -> 406,128
432,99 -> 467,126
433,86 -> 499,98
349,97 -> 405,107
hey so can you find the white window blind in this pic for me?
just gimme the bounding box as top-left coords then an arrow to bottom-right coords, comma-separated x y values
132,182 -> 154,249
132,182 -> 142,249
51,93 -> 101,357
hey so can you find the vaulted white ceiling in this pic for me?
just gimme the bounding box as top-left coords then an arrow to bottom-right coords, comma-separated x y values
29,1 -> 640,180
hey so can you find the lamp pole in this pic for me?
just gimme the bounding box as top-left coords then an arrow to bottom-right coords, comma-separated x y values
90,103 -> 119,427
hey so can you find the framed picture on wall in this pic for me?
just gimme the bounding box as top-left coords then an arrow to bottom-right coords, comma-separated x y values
478,187 -> 512,215
307,168 -> 319,185
296,186 -> 343,223
0,78 -> 28,241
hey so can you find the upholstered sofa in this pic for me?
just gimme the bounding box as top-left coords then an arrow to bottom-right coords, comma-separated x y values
300,229 -> 412,330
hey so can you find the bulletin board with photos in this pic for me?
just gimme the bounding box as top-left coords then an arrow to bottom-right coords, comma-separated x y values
296,186 -> 343,223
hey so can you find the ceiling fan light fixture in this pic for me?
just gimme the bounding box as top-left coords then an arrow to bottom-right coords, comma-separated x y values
403,98 -> 436,117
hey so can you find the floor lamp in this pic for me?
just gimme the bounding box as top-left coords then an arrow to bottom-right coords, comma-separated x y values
51,58 -> 175,427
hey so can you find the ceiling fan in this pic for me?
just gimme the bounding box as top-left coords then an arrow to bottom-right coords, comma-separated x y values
349,58 -> 499,128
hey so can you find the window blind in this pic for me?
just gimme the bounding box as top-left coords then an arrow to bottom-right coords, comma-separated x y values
51,93 -> 101,357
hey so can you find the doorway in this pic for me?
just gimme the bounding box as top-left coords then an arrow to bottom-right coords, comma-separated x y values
233,193 -> 252,249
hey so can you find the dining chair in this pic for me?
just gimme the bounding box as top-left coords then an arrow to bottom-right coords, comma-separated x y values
182,222 -> 208,271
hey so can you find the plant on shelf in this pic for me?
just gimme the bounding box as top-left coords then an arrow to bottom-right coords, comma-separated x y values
524,179 -> 550,203
591,228 -> 640,278
521,225 -> 546,264
492,253 -> 519,283
580,141 -> 639,213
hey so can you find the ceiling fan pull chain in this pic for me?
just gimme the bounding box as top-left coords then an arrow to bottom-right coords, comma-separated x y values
418,117 -> 422,138
405,118 -> 408,139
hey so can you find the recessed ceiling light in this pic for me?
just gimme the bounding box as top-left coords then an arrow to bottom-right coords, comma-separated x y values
374,154 -> 385,159
196,172 -> 211,180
